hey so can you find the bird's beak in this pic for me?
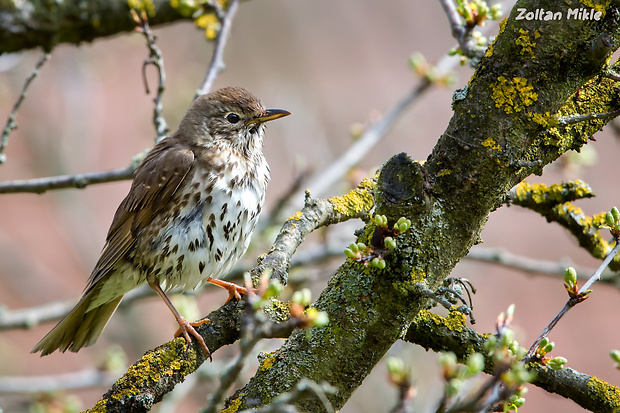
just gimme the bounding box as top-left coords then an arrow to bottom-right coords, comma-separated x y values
250,109 -> 292,124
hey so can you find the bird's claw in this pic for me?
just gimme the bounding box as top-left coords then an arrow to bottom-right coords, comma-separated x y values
174,316 -> 212,361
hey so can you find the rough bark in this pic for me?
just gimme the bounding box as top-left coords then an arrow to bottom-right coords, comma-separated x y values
224,1 -> 620,411
0,0 -> 186,54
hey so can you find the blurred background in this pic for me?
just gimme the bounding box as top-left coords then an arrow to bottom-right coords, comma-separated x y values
1,0 -> 619,412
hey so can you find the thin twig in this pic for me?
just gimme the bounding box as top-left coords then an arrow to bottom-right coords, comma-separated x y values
465,246 -> 607,281
525,241 -> 620,360
132,9 -> 169,141
0,165 -> 135,194
437,0 -> 484,59
438,0 -> 469,51
557,108 -> 620,126
0,53 -> 51,164
196,0 -> 240,97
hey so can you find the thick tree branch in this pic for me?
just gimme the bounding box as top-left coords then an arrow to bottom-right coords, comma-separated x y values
0,0 -> 187,55
404,310 -> 620,412
82,189 -> 370,410
221,2 -> 620,411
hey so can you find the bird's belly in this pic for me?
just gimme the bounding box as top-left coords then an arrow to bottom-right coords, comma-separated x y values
144,182 -> 264,292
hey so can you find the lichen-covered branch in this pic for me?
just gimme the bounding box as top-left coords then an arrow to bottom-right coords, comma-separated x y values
252,179 -> 375,285
221,2 -> 620,411
85,186 -> 372,411
404,310 -> 620,412
0,0 -> 187,55
510,181 -> 620,271
85,301 -> 244,413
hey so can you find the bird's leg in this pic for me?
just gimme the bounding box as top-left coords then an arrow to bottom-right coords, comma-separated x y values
148,280 -> 211,360
206,277 -> 257,303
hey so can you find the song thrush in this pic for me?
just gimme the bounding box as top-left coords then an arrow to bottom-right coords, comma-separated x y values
32,87 -> 290,357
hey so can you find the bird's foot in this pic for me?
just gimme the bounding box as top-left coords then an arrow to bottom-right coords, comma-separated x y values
174,316 -> 212,361
207,278 -> 257,303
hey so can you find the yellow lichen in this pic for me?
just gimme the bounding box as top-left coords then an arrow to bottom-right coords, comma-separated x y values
491,76 -> 538,114
484,43 -> 494,58
580,0 -> 609,14
195,13 -> 221,40
410,270 -> 426,284
221,394 -> 244,413
481,138 -> 501,151
417,309 -> 465,332
259,354 -> 277,371
288,211 -> 303,222
513,181 -> 594,204
437,169 -> 453,177
329,178 -> 375,217
515,28 -> 536,58
531,112 -> 558,128
587,376 -> 620,409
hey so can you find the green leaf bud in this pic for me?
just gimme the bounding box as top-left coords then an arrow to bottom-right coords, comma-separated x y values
606,211 -> 615,227
564,267 -> 577,288
374,214 -> 388,227
543,342 -> 555,354
548,356 -> 567,370
308,309 -> 329,327
466,352 -> 485,375
446,378 -> 463,396
384,237 -> 397,250
371,257 -> 386,269
265,279 -> 284,298
291,288 -> 312,307
439,352 -> 457,372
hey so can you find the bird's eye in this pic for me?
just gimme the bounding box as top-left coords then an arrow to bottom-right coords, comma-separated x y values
226,113 -> 240,124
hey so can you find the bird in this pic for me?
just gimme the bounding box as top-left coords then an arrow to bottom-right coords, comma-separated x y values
32,86 -> 291,357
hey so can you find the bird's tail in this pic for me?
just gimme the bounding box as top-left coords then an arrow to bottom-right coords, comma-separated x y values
31,290 -> 123,356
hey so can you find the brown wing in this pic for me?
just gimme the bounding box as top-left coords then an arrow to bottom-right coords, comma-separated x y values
84,138 -> 195,293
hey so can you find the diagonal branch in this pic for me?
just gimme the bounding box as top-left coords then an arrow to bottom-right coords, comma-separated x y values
84,189 -> 371,411
404,309 -> 620,412
254,180 -> 374,285
510,181 -> 620,271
